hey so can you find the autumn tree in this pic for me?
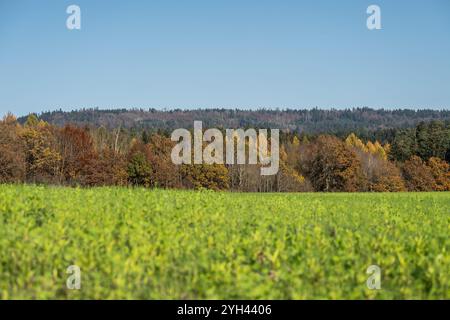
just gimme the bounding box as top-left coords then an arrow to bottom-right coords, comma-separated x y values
24,113 -> 39,127
366,157 -> 406,192
21,116 -> 61,183
345,133 -> 368,152
0,114 -> 26,183
427,157 -> 450,191
346,133 -> 405,192
299,135 -> 367,192
402,156 -> 435,191
346,133 -> 388,160
181,164 -> 230,191
146,134 -> 181,188
56,125 -> 96,185
277,142 -> 311,192
83,148 -> 128,186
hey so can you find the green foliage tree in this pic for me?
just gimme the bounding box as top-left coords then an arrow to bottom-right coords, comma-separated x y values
141,130 -> 150,144
127,152 -> 152,187
417,121 -> 450,160
391,121 -> 450,162
390,128 -> 417,162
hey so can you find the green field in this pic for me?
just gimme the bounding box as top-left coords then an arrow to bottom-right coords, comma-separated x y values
0,185 -> 448,299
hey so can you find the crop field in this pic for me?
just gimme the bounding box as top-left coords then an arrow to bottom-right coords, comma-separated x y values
0,185 -> 448,299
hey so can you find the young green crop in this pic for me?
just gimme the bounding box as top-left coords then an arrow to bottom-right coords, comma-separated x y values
0,185 -> 448,299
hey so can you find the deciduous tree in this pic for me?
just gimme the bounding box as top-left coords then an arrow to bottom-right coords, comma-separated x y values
402,156 -> 435,191
427,157 -> 450,191
300,135 -> 367,192
0,114 -> 26,183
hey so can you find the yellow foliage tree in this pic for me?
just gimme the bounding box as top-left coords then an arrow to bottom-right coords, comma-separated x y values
427,157 -> 450,191
345,133 -> 368,152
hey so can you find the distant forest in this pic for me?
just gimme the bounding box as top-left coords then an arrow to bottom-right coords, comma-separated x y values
18,107 -> 450,142
1,108 -> 448,192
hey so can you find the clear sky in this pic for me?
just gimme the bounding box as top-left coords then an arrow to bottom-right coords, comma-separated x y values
1,0 -> 449,117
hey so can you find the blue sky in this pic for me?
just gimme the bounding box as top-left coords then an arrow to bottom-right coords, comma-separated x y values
0,0 -> 449,117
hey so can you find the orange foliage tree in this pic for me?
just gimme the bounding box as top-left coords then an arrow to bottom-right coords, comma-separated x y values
427,157 -> 450,191
300,135 -> 367,192
402,156 -> 435,191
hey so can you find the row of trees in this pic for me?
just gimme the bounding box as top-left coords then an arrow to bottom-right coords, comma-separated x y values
1,113 -> 449,192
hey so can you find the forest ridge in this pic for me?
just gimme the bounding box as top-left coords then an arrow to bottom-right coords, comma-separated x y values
18,108 -> 450,136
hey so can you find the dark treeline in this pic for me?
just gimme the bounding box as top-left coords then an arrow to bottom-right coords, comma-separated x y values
18,107 -> 450,142
2,111 -> 450,192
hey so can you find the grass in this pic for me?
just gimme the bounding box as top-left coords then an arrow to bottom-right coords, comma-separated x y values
0,185 -> 449,299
